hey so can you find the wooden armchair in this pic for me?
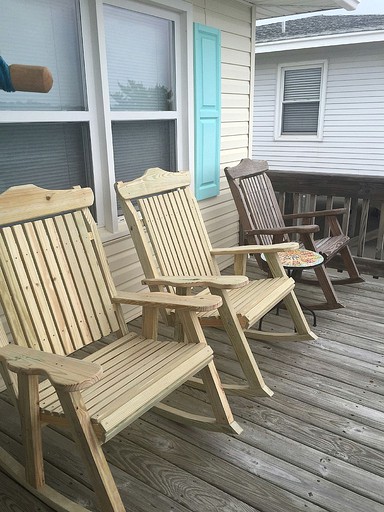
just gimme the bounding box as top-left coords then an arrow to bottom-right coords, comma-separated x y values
225,159 -> 364,310
115,168 -> 316,401
0,184 -> 241,512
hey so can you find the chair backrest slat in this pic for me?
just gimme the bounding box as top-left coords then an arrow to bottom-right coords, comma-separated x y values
0,226 -> 53,351
225,159 -> 288,246
71,210 -> 120,337
241,173 -> 287,245
139,188 -> 216,278
53,214 -> 103,342
0,185 -> 123,356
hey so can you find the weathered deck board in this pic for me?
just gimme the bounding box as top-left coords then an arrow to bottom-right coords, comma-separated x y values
0,267 -> 384,512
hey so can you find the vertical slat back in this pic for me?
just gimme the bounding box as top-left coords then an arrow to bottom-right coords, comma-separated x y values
139,187 -> 218,278
342,197 -> 352,236
357,199 -> 370,257
240,173 -> 288,245
0,209 -> 121,356
376,203 -> 384,261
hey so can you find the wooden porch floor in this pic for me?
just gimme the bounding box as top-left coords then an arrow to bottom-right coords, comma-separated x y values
1,265 -> 384,512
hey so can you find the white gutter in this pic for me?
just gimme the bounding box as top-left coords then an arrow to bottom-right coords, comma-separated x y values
334,0 -> 360,11
256,29 -> 384,53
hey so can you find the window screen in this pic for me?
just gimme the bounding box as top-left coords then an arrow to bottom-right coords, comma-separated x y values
104,5 -> 175,112
0,0 -> 86,111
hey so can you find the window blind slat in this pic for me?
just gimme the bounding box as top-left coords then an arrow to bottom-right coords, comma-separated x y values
284,68 -> 321,101
281,65 -> 323,135
282,103 -> 319,133
0,123 -> 91,193
112,121 -> 176,183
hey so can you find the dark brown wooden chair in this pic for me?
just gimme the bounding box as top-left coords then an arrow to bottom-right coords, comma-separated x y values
225,159 -> 364,311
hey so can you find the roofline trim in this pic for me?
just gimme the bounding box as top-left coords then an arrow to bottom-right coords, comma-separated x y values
333,0 -> 360,11
256,29 -> 384,53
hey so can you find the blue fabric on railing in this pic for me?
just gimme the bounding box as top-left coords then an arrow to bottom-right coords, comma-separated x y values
0,56 -> 16,92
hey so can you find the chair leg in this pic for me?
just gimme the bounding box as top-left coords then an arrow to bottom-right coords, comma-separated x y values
199,361 -> 242,434
297,262 -> 344,309
311,264 -> 344,309
245,290 -> 318,343
0,374 -> 92,512
175,309 -> 242,434
282,290 -> 318,336
18,374 -> 45,489
57,390 -> 125,512
329,246 -> 364,285
0,446 -> 90,512
209,287 -> 274,397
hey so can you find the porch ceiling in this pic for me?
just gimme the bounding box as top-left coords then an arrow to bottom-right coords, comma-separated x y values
242,0 -> 360,20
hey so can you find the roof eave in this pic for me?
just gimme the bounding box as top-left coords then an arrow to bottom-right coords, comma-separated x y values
256,29 -> 384,53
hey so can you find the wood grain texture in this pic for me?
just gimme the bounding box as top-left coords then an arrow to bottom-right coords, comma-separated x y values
0,183 -> 240,512
116,168 -> 316,400
1,271 -> 384,512
225,159 -> 363,309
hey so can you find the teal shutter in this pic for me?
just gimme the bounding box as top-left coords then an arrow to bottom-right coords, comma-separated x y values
194,23 -> 221,201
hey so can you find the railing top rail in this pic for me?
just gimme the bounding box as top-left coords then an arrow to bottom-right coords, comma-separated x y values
268,171 -> 384,201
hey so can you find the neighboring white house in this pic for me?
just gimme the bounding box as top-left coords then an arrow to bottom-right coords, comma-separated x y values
253,14 -> 384,176
0,0 -> 359,324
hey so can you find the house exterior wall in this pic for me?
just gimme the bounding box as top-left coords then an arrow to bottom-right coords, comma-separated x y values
252,41 -> 384,176
107,0 -> 253,322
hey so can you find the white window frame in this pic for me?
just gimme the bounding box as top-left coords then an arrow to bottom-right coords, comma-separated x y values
82,0 -> 193,234
0,0 -> 193,237
274,60 -> 328,142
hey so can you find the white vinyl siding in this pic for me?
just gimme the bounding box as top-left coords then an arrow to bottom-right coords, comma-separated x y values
253,42 -> 384,176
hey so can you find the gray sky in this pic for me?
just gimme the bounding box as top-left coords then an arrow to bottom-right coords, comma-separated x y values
257,0 -> 384,25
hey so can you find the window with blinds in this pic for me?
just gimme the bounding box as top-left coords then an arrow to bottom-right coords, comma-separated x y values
0,0 -> 189,232
276,62 -> 327,139
0,0 -> 91,205
103,3 -> 178,193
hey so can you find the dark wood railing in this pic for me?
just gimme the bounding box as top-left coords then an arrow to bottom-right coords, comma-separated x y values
268,171 -> 384,278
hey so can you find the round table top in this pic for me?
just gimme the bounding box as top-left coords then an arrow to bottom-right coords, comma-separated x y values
262,249 -> 324,268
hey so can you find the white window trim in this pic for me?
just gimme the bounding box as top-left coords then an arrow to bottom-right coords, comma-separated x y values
83,0 -> 193,233
274,60 -> 328,142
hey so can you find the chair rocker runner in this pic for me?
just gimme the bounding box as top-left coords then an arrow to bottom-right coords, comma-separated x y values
115,168 -> 316,401
0,184 -> 241,512
225,159 -> 364,311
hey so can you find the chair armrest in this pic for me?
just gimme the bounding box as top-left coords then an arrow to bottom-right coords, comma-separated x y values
283,208 -> 347,220
0,345 -> 102,392
245,225 -> 319,236
142,275 -> 248,290
112,290 -> 223,312
211,241 -> 299,256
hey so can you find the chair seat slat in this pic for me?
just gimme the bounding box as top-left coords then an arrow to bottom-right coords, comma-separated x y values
38,336 -> 213,441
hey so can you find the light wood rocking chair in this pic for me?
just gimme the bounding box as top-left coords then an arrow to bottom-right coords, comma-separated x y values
115,168 -> 316,401
0,184 -> 242,512
225,158 -> 364,310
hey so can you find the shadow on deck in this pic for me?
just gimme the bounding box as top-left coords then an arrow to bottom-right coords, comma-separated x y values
0,265 -> 384,512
